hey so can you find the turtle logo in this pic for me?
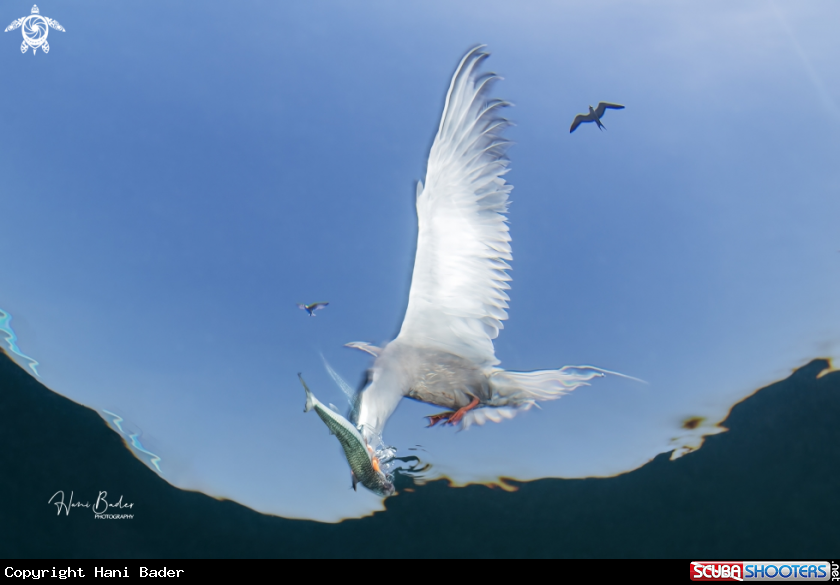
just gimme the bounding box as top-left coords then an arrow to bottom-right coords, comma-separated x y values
5,5 -> 64,55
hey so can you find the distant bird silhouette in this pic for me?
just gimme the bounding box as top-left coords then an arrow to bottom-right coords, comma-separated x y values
570,102 -> 625,133
297,302 -> 329,316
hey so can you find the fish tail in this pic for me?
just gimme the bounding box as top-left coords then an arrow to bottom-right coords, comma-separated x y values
299,373 -> 315,413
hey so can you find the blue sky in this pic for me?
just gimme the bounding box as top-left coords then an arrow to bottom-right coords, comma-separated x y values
1,0 -> 838,522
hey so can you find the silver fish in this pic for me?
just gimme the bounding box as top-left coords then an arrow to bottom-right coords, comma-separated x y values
299,374 -> 395,497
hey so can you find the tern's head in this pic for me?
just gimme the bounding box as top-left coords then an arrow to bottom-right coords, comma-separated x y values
372,461 -> 396,497
378,477 -> 396,497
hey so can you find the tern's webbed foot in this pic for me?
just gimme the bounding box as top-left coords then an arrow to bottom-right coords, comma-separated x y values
425,396 -> 481,427
425,412 -> 454,427
447,395 -> 480,425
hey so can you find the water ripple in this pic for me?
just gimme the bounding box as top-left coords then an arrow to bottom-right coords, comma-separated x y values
102,409 -> 163,474
0,307 -> 40,377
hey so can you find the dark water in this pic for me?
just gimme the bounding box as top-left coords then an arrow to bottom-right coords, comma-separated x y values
1,348 -> 838,558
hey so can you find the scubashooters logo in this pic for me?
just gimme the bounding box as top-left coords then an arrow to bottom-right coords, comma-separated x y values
690,561 -> 834,581
4,5 -> 65,54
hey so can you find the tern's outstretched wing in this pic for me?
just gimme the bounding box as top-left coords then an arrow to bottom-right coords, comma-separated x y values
569,112 -> 594,133
593,102 -> 624,119
396,46 -> 512,367
5,18 -> 24,32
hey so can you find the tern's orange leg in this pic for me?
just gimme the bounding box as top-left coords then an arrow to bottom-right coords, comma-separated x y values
425,412 -> 454,427
447,395 -> 480,425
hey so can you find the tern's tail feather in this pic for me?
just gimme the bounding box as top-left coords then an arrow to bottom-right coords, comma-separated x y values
489,366 -> 608,402
460,365 -> 643,429
299,373 -> 315,413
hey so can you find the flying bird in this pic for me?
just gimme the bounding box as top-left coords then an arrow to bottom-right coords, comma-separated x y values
346,47 -> 641,445
297,302 -> 329,316
570,102 -> 625,133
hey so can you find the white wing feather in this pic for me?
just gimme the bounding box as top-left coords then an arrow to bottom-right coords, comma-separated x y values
396,46 -> 512,367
